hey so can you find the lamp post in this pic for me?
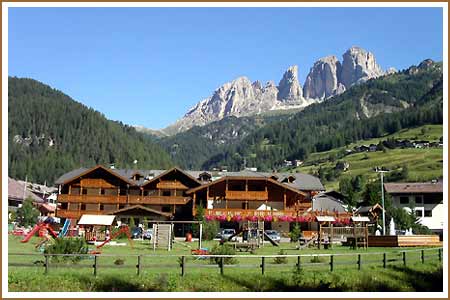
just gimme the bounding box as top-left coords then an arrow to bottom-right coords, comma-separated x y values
375,167 -> 389,235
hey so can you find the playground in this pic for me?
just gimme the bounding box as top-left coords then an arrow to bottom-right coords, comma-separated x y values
8,214 -> 443,292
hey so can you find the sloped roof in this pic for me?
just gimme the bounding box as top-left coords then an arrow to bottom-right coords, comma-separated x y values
54,166 -> 324,191
312,193 -> 347,213
8,177 -> 43,202
384,182 -> 443,194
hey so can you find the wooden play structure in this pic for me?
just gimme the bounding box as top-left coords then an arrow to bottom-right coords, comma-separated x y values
316,216 -> 370,249
368,235 -> 442,247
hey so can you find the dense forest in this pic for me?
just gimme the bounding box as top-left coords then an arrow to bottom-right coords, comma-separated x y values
195,60 -> 443,171
8,77 -> 173,184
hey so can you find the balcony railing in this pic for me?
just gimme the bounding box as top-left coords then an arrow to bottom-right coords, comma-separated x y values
205,208 -> 299,218
225,190 -> 268,201
57,194 -> 190,205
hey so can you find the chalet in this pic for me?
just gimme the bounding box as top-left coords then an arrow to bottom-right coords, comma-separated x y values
384,180 -> 443,236
54,165 -> 327,234
8,177 -> 43,211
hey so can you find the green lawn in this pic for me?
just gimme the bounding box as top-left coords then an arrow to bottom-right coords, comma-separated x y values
8,235 -> 443,292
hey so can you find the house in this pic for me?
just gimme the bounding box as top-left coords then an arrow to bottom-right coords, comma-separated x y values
8,177 -> 43,211
384,180 -> 443,236
312,191 -> 347,214
54,165 -> 326,235
368,144 -> 378,152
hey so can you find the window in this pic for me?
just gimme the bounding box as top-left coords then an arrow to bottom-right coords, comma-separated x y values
415,196 -> 423,205
162,190 -> 171,197
100,204 -> 104,211
415,210 -> 423,218
425,210 -> 432,217
119,204 -> 125,209
61,202 -> 68,210
399,196 -> 409,205
82,189 -> 87,195
80,204 -> 86,210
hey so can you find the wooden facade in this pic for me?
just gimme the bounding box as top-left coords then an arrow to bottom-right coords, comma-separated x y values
56,165 -> 324,223
56,166 -> 200,221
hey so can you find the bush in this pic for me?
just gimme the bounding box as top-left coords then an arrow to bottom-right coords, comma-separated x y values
114,259 -> 125,265
289,223 -> 301,242
310,256 -> 326,263
209,244 -> 237,265
273,250 -> 288,264
44,238 -> 89,263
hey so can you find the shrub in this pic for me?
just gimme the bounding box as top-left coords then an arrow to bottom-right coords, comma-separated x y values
310,256 -> 326,263
273,250 -> 288,264
44,237 -> 89,263
289,223 -> 301,242
209,244 -> 237,265
114,258 -> 125,265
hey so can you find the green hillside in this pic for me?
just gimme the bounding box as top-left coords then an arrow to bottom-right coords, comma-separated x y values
201,60 -> 443,172
8,77 -> 173,184
295,125 -> 443,190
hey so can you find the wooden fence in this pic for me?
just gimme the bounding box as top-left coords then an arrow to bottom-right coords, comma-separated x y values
9,247 -> 442,277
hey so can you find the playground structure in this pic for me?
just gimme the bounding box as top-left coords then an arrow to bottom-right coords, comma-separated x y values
96,225 -> 134,249
152,224 -> 173,251
315,216 -> 370,249
223,221 -> 279,251
58,219 -> 71,238
21,222 -> 58,248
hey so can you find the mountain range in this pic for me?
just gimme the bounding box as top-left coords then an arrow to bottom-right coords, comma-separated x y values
158,46 -> 393,135
8,48 -> 443,184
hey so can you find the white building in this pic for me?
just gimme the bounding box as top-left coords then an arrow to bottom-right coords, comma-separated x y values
384,181 -> 443,236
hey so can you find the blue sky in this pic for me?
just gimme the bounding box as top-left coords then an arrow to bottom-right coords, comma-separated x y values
9,7 -> 443,129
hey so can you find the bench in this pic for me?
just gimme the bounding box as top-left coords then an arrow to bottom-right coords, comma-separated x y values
233,242 -> 257,252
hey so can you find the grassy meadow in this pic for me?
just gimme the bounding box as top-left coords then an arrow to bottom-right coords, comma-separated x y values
8,234 -> 443,292
295,125 -> 443,190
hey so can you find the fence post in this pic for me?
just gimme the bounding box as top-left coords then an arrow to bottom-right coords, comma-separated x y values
438,248 -> 442,261
297,256 -> 301,272
261,257 -> 265,275
330,255 -> 334,272
402,252 -> 406,267
357,254 -> 361,271
421,250 -> 425,264
383,253 -> 386,268
44,254 -> 49,275
93,255 -> 98,277
219,257 -> 224,275
181,256 -> 185,277
137,255 -> 142,276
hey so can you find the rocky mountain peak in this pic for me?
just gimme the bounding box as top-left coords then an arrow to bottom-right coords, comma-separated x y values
277,65 -> 304,102
340,46 -> 385,87
303,55 -> 344,100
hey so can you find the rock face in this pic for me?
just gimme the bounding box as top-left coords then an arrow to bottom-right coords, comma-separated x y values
164,66 -> 312,134
163,46 -> 393,134
303,56 -> 345,100
340,46 -> 385,87
303,47 -> 388,100
277,65 -> 304,102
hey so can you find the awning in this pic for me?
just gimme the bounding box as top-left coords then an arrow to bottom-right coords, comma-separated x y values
78,214 -> 116,226
256,204 -> 277,211
351,216 -> 370,222
316,216 -> 335,222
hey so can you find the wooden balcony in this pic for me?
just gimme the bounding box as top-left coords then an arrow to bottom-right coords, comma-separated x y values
58,194 -> 127,204
225,190 -> 268,201
58,194 -> 191,205
56,209 -> 104,219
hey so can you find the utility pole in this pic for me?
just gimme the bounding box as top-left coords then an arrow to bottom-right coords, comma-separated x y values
375,167 -> 389,235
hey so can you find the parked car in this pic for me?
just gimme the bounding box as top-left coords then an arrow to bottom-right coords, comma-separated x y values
217,229 -> 236,241
143,228 -> 153,240
132,227 -> 143,239
264,230 -> 281,243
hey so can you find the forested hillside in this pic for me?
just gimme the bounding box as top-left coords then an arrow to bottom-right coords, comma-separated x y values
200,60 -> 443,171
8,77 -> 173,184
158,114 -> 292,169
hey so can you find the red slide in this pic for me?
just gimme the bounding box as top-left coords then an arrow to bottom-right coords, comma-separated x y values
21,223 -> 58,243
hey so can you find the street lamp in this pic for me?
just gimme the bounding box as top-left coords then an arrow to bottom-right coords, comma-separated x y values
375,167 -> 389,235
